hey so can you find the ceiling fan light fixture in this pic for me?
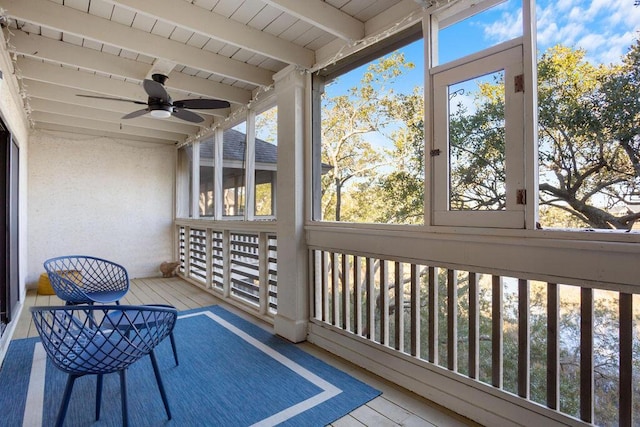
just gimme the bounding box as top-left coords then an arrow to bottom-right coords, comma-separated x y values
150,109 -> 171,119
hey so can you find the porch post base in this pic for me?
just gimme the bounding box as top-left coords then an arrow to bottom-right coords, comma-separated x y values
274,315 -> 308,343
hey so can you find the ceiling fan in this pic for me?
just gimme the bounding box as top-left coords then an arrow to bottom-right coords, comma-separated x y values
76,74 -> 230,123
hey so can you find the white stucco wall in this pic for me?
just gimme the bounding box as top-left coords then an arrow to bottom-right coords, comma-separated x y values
27,130 -> 175,286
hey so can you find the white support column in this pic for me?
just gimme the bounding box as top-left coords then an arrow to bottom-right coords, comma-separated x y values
192,141 -> 200,218
273,65 -> 308,342
245,109 -> 256,220
213,128 -> 224,219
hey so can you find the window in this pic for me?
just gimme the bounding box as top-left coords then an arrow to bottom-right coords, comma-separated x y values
429,0 -> 528,228
176,145 -> 193,218
223,123 -> 247,217
431,44 -> 524,228
313,26 -> 425,224
254,106 -> 277,217
177,103 -> 278,221
535,1 -> 640,231
199,138 -> 214,217
437,0 -> 523,64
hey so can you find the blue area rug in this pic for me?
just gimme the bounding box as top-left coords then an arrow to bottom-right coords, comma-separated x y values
0,305 -> 380,426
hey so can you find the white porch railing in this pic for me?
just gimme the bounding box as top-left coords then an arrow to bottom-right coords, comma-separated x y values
175,217 -> 638,425
307,226 -> 640,427
176,220 -> 278,320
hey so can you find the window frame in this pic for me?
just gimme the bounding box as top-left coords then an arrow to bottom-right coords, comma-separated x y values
177,96 -> 278,222
430,40 -> 525,228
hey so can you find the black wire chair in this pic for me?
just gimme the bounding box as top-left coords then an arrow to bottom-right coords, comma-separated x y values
30,305 -> 178,427
43,255 -> 130,305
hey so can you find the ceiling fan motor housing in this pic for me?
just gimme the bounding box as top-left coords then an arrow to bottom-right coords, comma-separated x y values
149,99 -> 172,118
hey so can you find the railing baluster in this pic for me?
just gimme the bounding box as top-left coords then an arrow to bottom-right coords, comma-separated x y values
332,252 -> 340,326
428,266 -> 438,365
547,282 -> 559,410
580,287 -> 593,423
312,250 -> 321,320
469,272 -> 479,379
447,269 -> 458,371
322,251 -> 329,323
222,230 -> 231,298
518,279 -> 530,399
184,226 -> 192,278
366,257 -> 375,340
342,254 -> 350,331
410,264 -> 420,357
354,256 -> 362,336
620,292 -> 632,427
205,229 -> 213,288
395,262 -> 404,352
258,232 -> 268,315
381,260 -> 389,346
492,275 -> 503,388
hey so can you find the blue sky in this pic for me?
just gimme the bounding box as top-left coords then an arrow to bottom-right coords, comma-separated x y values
326,0 -> 640,98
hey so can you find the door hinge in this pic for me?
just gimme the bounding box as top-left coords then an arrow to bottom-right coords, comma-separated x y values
514,74 -> 524,93
516,189 -> 526,205
430,149 -> 441,156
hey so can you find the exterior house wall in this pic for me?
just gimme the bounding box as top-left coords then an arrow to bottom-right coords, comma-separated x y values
27,130 -> 175,285
0,29 -> 31,364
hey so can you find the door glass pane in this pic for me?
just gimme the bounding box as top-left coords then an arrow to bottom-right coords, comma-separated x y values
448,70 -> 506,211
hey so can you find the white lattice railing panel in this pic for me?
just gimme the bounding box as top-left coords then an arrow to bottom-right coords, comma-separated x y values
176,221 -> 277,319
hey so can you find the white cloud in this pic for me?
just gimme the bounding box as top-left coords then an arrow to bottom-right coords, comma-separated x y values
537,22 -> 559,47
555,22 -> 586,47
556,0 -> 577,13
576,33 -> 607,54
593,31 -> 637,65
483,9 -> 522,42
534,0 -> 639,64
584,0 -> 609,20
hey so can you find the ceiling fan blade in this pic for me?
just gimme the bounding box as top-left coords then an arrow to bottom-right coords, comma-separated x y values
143,79 -> 170,102
122,109 -> 149,119
173,98 -> 231,109
76,94 -> 147,105
172,108 -> 204,123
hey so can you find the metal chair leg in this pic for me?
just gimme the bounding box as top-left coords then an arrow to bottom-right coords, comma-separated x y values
169,332 -> 179,365
56,375 -> 77,427
95,373 -> 103,420
149,350 -> 172,420
119,370 -> 129,427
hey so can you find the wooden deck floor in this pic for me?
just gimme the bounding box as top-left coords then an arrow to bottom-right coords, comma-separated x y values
14,276 -> 479,427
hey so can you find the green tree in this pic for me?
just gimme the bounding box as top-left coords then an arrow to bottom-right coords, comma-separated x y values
537,42 -> 640,229
428,39 -> 640,229
320,52 -> 415,222
374,87 -> 425,224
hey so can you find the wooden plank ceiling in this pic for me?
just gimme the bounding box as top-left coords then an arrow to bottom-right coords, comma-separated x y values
0,0 -> 423,145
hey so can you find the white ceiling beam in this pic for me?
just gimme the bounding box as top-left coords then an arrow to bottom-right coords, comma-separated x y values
36,122 -> 174,145
17,57 -> 149,102
10,30 -> 250,106
106,0 -> 314,68
23,80 -> 220,130
262,0 -> 364,42
3,0 -> 273,86
32,111 -> 185,143
10,29 -> 148,80
28,97 -> 200,136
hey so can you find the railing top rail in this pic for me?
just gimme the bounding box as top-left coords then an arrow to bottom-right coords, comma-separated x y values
176,218 -> 277,233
